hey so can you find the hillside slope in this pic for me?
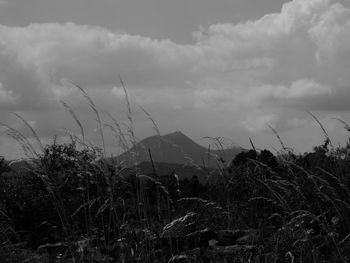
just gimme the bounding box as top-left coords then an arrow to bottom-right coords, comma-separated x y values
118,131 -> 244,168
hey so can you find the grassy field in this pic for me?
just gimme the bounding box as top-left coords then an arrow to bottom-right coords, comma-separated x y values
1,86 -> 350,262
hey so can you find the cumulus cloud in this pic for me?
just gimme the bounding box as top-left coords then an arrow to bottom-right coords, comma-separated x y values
0,0 -> 350,157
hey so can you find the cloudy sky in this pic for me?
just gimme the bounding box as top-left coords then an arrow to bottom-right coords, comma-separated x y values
0,0 -> 350,159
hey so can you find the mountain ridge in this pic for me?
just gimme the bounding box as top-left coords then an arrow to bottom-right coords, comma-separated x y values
118,130 -> 245,168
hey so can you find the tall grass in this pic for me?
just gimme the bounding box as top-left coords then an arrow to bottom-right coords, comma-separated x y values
2,83 -> 350,262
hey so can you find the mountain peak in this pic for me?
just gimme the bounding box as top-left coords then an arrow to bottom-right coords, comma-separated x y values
163,130 -> 185,137
162,130 -> 188,139
161,131 -> 198,146
119,131 -> 244,167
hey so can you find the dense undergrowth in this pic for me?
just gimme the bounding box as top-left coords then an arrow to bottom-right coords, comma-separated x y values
1,86 -> 350,262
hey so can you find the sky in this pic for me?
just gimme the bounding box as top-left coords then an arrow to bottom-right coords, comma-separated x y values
0,0 -> 350,159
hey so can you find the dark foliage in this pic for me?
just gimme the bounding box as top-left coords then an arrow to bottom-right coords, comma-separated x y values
2,139 -> 350,262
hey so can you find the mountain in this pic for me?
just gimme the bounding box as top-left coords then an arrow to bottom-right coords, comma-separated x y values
118,131 -> 245,168
118,161 -> 215,183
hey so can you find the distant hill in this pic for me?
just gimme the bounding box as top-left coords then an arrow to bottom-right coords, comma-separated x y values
118,161 -> 215,183
117,131 -> 245,168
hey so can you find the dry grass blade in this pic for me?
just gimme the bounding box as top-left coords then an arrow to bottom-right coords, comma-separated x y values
139,105 -> 165,166
0,121 -> 38,158
203,136 -> 225,152
105,112 -> 129,151
308,111 -> 333,149
202,136 -> 230,170
72,198 -> 98,217
60,100 -> 85,143
72,82 -> 106,157
287,211 -> 319,227
317,167 -> 350,200
119,77 -> 136,146
13,112 -> 44,151
60,128 -> 92,149
139,106 -> 161,136
248,197 -> 285,210
267,124 -> 287,151
338,233 -> 350,247
254,177 -> 291,211
104,123 -> 128,153
249,137 -> 257,153
332,118 -> 350,132
119,77 -> 141,169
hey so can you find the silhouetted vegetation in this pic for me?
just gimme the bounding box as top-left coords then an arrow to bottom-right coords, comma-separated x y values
2,137 -> 350,262
1,86 -> 350,262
